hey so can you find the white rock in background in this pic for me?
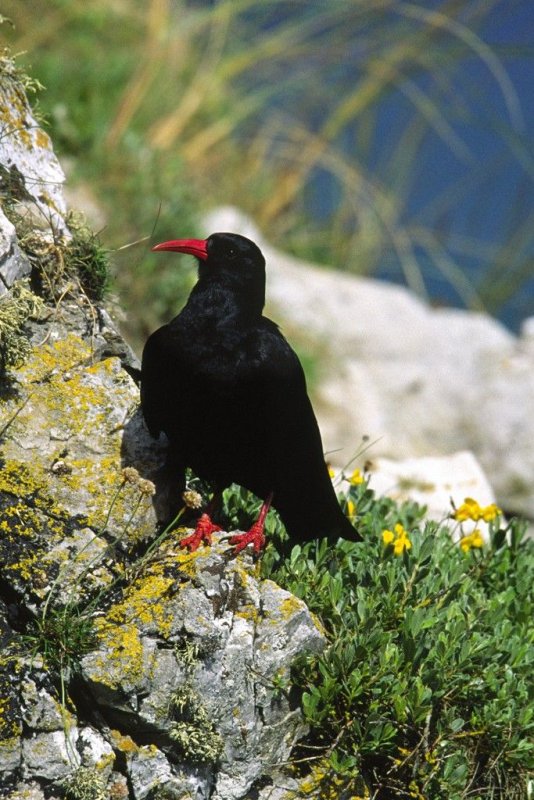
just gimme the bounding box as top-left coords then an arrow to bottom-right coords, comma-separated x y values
203,207 -> 534,520
366,451 -> 497,541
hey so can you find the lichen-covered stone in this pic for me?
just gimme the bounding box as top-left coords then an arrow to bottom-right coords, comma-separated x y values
0,736 -> 22,785
0,327 -> 162,604
21,729 -> 80,781
81,537 -> 325,800
128,745 -> 185,800
77,726 -> 115,778
3,784 -> 52,800
20,680 -> 65,733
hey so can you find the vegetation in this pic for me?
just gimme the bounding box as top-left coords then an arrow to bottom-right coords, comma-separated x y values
1,1 -> 532,347
254,478 -> 533,800
0,280 -> 43,375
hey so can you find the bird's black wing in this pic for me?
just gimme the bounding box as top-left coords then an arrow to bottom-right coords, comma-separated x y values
235,319 -> 359,543
141,324 -> 183,439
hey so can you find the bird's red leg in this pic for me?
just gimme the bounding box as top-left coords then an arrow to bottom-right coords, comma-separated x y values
180,494 -> 222,551
229,492 -> 274,554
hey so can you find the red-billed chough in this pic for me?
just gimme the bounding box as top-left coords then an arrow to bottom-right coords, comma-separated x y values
141,232 -> 361,554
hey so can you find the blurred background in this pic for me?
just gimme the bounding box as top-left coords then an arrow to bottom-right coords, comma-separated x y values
2,0 -> 533,352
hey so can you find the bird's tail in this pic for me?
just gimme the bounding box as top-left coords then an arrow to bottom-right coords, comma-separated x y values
278,501 -> 362,546
325,510 -> 362,544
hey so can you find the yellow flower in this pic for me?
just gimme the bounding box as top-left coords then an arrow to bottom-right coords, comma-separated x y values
347,499 -> 357,519
460,529 -> 484,552
471,529 -> 484,548
460,536 -> 472,553
349,468 -> 364,485
393,534 -> 412,556
382,529 -> 395,545
327,465 -> 336,479
481,503 -> 501,522
383,522 -> 412,554
453,497 -> 482,522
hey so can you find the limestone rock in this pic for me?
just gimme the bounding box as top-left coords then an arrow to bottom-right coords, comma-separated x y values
0,57 -> 68,234
21,729 -> 80,781
0,326 -> 161,604
76,727 -> 115,777
20,680 -> 65,733
81,538 -> 325,800
0,207 -> 31,294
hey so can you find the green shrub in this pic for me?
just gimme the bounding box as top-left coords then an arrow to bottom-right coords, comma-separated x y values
256,478 -> 534,799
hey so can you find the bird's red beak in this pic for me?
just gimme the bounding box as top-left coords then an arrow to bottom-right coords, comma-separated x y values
151,238 -> 208,261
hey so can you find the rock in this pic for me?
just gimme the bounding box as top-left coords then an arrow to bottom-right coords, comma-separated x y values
366,450 -> 498,541
77,727 -> 116,776
0,736 -> 22,786
0,328 -> 162,604
203,207 -> 534,520
0,207 -> 31,294
0,57 -> 68,235
128,746 -> 184,800
20,680 -> 65,733
81,538 -> 325,800
21,729 -> 80,781
4,785 -> 51,800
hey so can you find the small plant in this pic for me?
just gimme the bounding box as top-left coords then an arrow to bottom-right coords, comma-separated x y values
168,684 -> 223,765
60,766 -> 108,800
16,213 -> 111,303
0,279 -> 44,374
23,606 -> 96,683
64,212 -> 111,301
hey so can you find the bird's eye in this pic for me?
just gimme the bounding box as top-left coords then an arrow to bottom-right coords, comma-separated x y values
227,248 -> 237,259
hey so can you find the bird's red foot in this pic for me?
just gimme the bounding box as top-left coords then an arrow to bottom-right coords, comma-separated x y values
180,513 -> 221,551
229,521 -> 266,554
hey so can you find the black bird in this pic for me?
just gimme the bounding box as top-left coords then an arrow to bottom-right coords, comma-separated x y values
141,232 -> 361,553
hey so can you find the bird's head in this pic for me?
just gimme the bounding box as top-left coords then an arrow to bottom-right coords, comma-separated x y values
152,232 -> 266,313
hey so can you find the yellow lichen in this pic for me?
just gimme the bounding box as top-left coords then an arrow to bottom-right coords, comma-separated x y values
0,694 -> 22,742
106,572 -> 175,638
174,543 -> 214,578
96,750 -> 116,772
91,560 -> 179,689
109,729 -> 139,754
93,620 -> 145,689
1,333 -> 154,542
234,604 -> 260,623
279,595 -> 305,620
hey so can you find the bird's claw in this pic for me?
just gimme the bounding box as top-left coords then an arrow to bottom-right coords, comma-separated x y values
180,513 -> 221,551
229,522 -> 266,554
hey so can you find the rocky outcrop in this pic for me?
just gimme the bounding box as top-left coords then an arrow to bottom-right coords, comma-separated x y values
0,59 -> 325,799
204,207 -> 534,522
0,54 -> 68,297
